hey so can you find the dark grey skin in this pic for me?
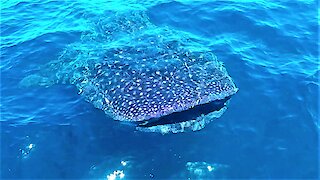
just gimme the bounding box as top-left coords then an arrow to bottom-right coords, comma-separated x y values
20,11 -> 238,134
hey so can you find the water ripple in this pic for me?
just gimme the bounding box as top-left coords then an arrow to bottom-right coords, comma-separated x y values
1,0 -> 318,179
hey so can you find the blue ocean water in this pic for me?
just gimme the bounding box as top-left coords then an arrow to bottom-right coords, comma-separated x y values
1,0 -> 319,179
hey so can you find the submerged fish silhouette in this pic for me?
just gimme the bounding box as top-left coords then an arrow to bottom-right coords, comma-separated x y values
20,11 -> 238,133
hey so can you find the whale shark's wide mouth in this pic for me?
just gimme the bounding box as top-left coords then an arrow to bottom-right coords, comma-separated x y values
137,96 -> 230,128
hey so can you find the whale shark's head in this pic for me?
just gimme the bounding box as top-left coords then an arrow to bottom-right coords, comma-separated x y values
80,42 -> 238,133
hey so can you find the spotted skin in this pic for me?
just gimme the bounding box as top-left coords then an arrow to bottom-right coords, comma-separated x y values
77,40 -> 237,122
21,11 -> 238,133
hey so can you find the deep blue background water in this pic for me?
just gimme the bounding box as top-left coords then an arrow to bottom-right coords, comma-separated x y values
1,0 -> 319,179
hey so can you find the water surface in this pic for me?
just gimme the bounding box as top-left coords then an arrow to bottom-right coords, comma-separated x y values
1,0 -> 319,179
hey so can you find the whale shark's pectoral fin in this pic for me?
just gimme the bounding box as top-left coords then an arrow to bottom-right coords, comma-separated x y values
19,74 -> 57,88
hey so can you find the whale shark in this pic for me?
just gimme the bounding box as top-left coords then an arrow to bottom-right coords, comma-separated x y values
20,11 -> 238,134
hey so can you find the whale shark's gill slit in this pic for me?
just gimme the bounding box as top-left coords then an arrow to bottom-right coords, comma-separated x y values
138,97 -> 230,128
